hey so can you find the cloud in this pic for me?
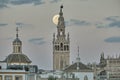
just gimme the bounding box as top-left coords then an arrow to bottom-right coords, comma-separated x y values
50,0 -> 62,3
6,37 -> 14,40
16,22 -> 33,28
10,0 -> 45,5
0,0 -> 8,8
105,16 -> 120,22
29,38 -> 46,45
0,4 -> 8,8
96,16 -> 120,28
16,22 -> 24,26
108,21 -> 120,28
65,19 -> 91,26
106,16 -> 120,28
95,22 -> 108,28
0,23 -> 8,27
34,0 -> 45,5
104,37 -> 120,43
0,0 -> 45,8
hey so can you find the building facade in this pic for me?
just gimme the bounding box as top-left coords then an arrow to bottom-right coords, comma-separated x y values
0,70 -> 27,80
4,27 -> 31,67
96,52 -> 120,80
0,27 -> 38,80
53,5 -> 70,70
64,47 -> 94,80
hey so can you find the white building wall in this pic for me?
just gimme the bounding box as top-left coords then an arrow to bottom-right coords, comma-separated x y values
0,63 -> 7,69
73,72 -> 93,80
0,70 -> 27,80
39,72 -> 62,78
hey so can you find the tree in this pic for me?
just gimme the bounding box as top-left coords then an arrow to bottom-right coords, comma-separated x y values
48,76 -> 56,80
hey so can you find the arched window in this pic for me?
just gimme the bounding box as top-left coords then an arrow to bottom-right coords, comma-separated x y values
60,43 -> 63,47
60,43 -> 63,51
67,45 -> 69,51
58,45 -> 59,51
55,45 -> 57,50
18,46 -> 21,52
64,45 -> 66,51
84,75 -> 88,80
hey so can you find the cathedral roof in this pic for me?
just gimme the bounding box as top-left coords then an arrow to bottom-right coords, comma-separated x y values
4,53 -> 31,64
64,62 -> 93,72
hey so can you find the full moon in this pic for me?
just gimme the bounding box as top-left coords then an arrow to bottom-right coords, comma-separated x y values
53,14 -> 59,25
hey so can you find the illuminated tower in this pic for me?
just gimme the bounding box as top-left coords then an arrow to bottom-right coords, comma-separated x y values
53,5 -> 70,70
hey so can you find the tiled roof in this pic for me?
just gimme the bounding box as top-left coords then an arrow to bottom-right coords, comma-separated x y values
64,62 -> 93,72
4,53 -> 31,63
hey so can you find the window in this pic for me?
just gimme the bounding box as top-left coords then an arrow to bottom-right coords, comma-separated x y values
55,45 -> 59,51
60,43 -> 63,47
15,76 -> 22,80
5,75 -> 12,80
64,45 -> 66,51
58,45 -> 59,50
55,45 -> 57,50
60,43 -> 63,51
67,45 -> 69,50
0,75 -> 2,80
18,47 -> 21,52
84,75 -> 88,80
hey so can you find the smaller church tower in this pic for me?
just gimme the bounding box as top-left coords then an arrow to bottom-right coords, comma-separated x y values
13,27 -> 22,53
5,27 -> 31,66
53,5 -> 70,70
100,52 -> 106,68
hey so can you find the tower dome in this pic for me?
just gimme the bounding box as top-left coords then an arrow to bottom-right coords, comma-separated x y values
5,53 -> 31,64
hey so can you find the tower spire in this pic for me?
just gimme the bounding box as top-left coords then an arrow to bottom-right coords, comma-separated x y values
76,46 -> 80,70
76,46 -> 80,62
57,5 -> 65,38
59,5 -> 63,16
16,26 -> 19,38
13,26 -> 22,53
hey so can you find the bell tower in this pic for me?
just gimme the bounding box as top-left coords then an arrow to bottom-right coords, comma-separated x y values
53,5 -> 70,70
